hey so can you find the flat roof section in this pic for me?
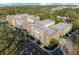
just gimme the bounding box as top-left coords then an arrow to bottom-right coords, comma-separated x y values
45,28 -> 57,36
32,24 -> 47,33
50,23 -> 72,31
32,24 -> 57,36
38,19 -> 55,27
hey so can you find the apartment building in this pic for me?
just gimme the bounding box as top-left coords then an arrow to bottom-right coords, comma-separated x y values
6,14 -> 72,47
6,14 -> 29,27
50,23 -> 72,37
6,14 -> 40,29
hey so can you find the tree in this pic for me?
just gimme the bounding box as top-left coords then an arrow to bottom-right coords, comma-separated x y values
50,38 -> 59,45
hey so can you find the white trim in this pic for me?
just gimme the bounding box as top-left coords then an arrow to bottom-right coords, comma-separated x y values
45,23 -> 55,27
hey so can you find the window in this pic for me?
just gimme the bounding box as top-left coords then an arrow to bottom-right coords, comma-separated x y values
36,40 -> 42,46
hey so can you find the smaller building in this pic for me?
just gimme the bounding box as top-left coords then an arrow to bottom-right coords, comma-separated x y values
6,14 -> 29,27
57,16 -> 72,23
6,14 -> 40,29
37,19 -> 55,27
50,23 -> 72,37
12,14 -> 29,28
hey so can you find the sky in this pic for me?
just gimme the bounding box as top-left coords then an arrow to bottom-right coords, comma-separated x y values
0,0 -> 78,6
0,0 -> 79,3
